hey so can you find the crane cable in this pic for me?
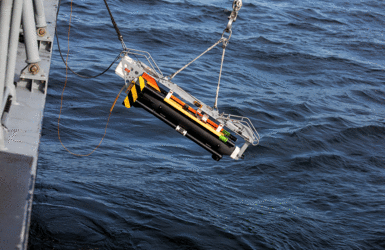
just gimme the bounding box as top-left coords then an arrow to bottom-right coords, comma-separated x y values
57,0 -> 126,157
102,0 -> 127,51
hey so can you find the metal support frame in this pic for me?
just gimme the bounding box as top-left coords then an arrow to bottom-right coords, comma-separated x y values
4,0 -> 24,107
0,0 -> 48,149
1,0 -> 23,140
21,0 -> 47,91
0,0 -> 14,149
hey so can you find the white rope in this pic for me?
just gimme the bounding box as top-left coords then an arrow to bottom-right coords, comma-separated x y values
169,38 -> 224,79
169,1 -> 239,109
214,44 -> 227,109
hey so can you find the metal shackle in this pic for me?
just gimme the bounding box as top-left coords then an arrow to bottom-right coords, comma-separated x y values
225,0 -> 243,33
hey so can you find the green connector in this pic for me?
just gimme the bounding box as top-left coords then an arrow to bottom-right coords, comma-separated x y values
219,135 -> 228,143
222,130 -> 231,137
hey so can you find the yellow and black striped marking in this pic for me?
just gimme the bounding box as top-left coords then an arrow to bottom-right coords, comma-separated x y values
123,76 -> 146,108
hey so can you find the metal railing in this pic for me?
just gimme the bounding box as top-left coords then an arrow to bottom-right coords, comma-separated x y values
0,0 -> 49,149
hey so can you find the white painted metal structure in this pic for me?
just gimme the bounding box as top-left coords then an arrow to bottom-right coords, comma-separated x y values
0,0 -> 58,249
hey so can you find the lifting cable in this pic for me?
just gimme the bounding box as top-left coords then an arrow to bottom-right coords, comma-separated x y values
57,0 -> 127,156
168,25 -> 235,110
102,0 -> 127,50
167,34 -> 229,109
168,1 -> 242,109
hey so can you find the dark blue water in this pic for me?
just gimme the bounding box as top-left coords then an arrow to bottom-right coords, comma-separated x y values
29,0 -> 385,249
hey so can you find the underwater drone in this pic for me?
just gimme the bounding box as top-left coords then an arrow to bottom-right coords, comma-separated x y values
115,0 -> 259,161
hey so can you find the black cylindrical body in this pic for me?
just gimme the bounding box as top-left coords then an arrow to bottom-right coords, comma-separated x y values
133,86 -> 236,160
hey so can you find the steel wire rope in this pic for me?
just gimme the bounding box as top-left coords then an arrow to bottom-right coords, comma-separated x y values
169,34 -> 230,110
169,38 -> 224,79
169,1 -> 241,109
57,0 -> 126,156
214,43 -> 227,109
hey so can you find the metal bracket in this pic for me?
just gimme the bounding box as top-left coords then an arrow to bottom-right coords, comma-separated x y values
115,55 -> 146,85
20,63 -> 47,92
175,125 -> 187,136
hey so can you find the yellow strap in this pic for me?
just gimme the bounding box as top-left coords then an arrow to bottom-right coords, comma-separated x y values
139,76 -> 145,91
